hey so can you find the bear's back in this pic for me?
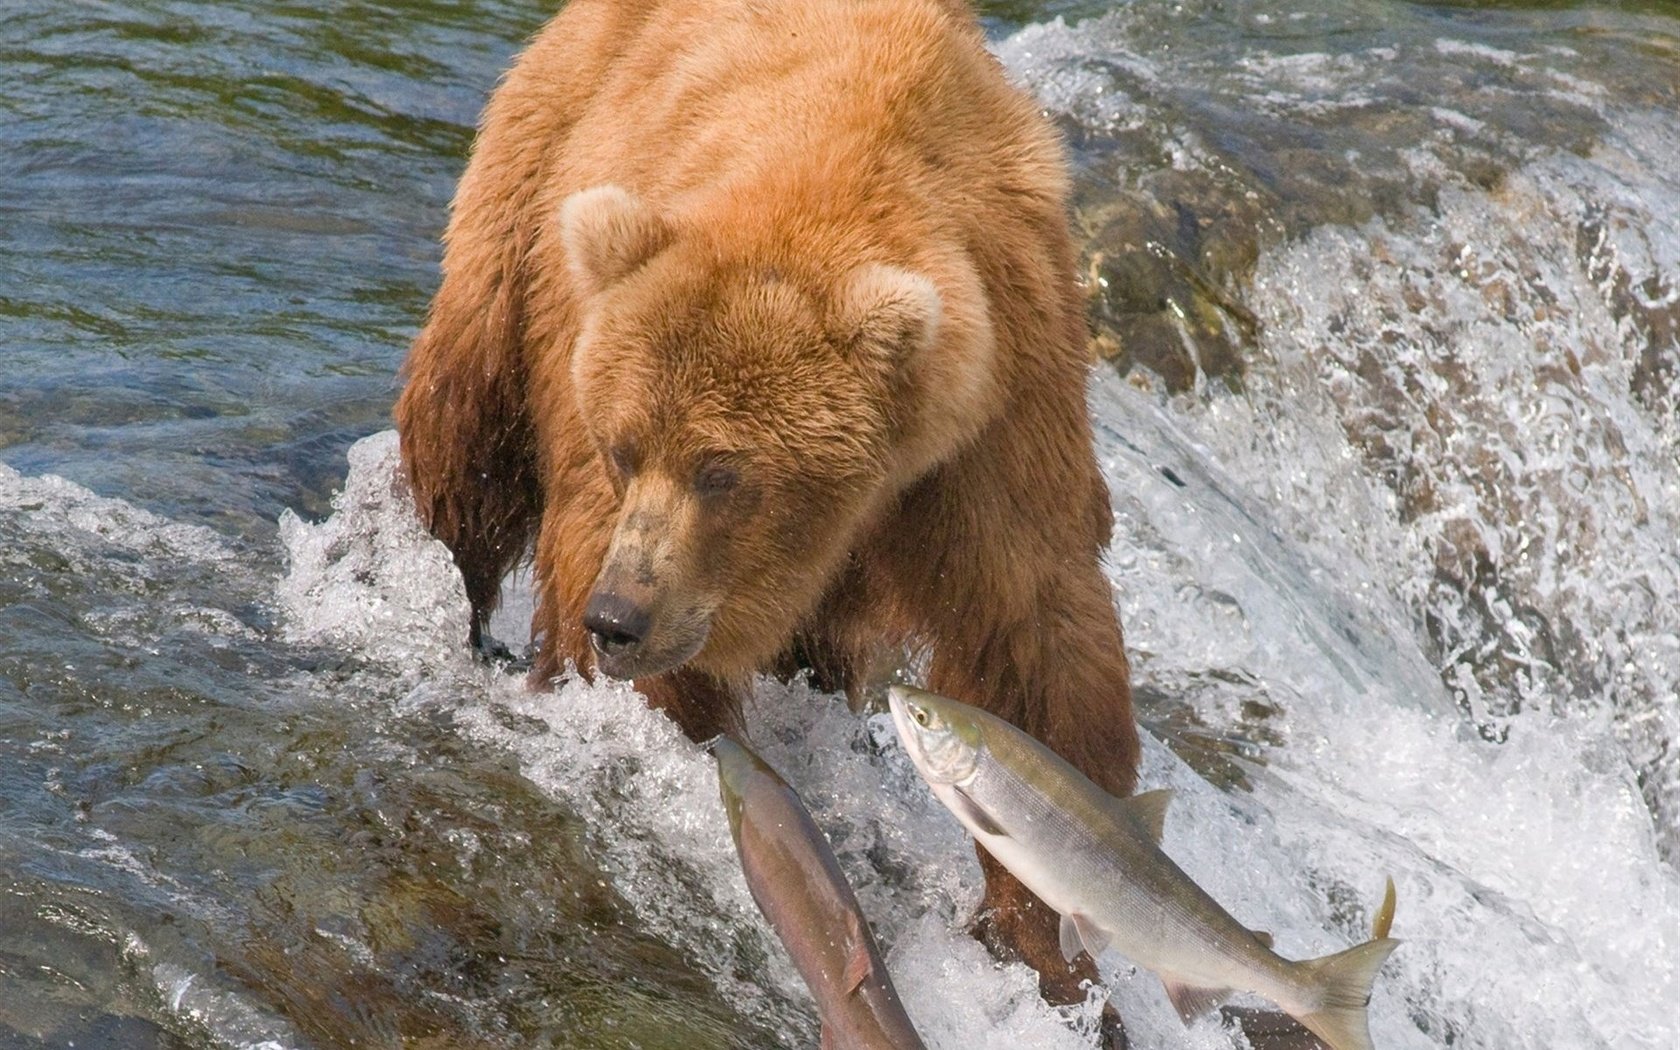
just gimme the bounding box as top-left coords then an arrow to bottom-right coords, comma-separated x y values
512,0 -> 1068,255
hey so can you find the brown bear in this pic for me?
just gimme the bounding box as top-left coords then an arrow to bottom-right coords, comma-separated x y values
394,0 -> 1141,1029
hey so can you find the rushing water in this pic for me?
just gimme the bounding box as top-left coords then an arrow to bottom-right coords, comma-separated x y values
3,1 -> 1677,1048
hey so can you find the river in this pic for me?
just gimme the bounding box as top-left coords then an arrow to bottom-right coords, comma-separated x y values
2,1 -> 1676,1047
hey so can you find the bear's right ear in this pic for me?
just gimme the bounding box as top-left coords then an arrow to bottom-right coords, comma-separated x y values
559,185 -> 673,296
832,264 -> 943,371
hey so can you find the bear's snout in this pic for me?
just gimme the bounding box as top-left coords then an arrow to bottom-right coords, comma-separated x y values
581,566 -> 713,679
583,591 -> 652,661
579,476 -> 719,679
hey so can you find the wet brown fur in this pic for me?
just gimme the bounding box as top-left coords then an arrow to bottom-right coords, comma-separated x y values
394,0 -> 1141,1016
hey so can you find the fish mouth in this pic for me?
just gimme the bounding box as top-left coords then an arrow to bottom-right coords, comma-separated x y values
887,685 -> 981,785
886,686 -> 918,750
887,686 -> 939,779
710,735 -> 763,842
710,736 -> 758,791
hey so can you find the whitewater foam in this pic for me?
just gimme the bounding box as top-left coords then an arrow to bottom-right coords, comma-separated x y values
280,415 -> 1678,1048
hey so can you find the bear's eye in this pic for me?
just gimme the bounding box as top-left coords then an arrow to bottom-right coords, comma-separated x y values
609,442 -> 638,479
694,461 -> 739,500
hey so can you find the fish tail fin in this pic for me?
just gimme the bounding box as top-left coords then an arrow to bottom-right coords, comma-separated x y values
1295,937 -> 1400,1050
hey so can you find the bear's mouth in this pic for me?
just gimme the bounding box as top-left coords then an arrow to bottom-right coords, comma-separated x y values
589,619 -> 711,680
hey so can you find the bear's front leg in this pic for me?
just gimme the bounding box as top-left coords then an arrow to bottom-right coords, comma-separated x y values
396,310 -> 540,649
969,849 -> 1096,997
969,852 -> 1133,1048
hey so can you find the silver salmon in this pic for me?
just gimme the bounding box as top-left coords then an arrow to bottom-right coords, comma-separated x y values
888,686 -> 1398,1050
713,737 -> 926,1050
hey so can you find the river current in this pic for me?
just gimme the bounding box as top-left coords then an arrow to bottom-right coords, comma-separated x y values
2,1 -> 1676,1048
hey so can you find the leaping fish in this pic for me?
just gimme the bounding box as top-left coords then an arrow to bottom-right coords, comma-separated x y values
888,685 -> 1399,1050
713,737 -> 926,1050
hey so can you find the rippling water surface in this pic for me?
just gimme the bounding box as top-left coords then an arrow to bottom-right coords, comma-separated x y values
3,1 -> 1676,1048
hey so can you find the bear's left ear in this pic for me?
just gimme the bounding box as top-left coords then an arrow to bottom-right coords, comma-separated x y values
559,185 -> 674,296
832,264 -> 943,370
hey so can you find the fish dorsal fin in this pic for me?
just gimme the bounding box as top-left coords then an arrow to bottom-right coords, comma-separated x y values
1161,977 -> 1232,1024
1058,911 -> 1111,964
1251,928 -> 1273,949
1115,788 -> 1173,842
951,786 -> 1008,838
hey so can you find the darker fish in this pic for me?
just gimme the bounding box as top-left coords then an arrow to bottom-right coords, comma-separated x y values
713,737 -> 926,1050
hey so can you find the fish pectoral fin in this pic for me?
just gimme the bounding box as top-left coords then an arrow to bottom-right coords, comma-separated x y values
1058,912 -> 1113,963
1113,788 -> 1173,842
1058,913 -> 1082,963
1161,977 -> 1232,1024
842,914 -> 874,995
1250,928 -> 1273,949
1065,911 -> 1111,961
951,786 -> 1008,838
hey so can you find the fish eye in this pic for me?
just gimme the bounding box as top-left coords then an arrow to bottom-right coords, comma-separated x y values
912,705 -> 930,728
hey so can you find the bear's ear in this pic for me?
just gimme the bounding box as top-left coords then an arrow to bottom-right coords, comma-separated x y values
559,185 -> 673,296
833,264 -> 943,370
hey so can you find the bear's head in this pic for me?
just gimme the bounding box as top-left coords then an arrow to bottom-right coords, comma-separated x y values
557,184 -> 978,681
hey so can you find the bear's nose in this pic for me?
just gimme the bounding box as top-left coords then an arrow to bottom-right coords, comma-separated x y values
583,592 -> 651,658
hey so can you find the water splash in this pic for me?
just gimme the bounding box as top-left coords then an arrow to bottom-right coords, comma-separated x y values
1167,132 -> 1680,857
275,405 -> 1677,1049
